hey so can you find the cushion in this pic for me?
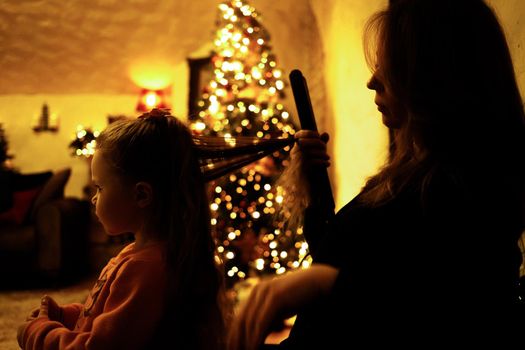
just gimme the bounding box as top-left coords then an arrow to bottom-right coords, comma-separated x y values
0,187 -> 42,225
0,170 -> 52,225
29,168 -> 71,220
13,171 -> 53,191
1,170 -> 52,212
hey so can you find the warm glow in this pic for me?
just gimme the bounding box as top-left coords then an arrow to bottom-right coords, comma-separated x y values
144,92 -> 158,108
189,0 -> 306,284
255,259 -> 265,270
327,0 -> 388,209
136,89 -> 169,112
129,58 -> 175,90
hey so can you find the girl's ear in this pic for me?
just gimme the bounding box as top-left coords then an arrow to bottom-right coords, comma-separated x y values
134,182 -> 153,208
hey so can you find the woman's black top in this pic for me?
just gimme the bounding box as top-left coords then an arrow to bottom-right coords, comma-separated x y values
280,171 -> 523,348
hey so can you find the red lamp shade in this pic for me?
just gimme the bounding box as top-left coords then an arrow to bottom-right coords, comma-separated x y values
136,89 -> 169,112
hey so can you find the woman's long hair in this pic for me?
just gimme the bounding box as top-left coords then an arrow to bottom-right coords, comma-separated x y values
96,109 -> 228,349
361,0 -> 525,213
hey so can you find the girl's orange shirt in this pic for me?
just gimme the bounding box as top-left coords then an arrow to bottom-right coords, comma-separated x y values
20,242 -> 168,350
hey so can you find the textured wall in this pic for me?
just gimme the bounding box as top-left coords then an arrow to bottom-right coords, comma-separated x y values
0,0 -> 219,94
0,0 -> 523,205
487,0 -> 525,97
311,0 -> 388,209
0,94 -> 138,199
0,0 -> 325,199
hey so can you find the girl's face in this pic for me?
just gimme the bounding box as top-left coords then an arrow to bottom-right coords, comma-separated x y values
91,151 -> 142,235
367,55 -> 405,129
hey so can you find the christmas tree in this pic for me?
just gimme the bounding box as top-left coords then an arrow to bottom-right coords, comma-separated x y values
188,0 -> 310,286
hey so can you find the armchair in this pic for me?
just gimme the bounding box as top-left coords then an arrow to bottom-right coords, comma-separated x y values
0,168 -> 90,287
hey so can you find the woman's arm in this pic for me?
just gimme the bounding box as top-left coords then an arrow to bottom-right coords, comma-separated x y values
228,263 -> 339,350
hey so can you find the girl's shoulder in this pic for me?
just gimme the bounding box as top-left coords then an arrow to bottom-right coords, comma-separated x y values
101,242 -> 167,281
109,244 -> 168,283
116,241 -> 167,262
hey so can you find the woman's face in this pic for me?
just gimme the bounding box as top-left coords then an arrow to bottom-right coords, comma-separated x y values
367,55 -> 405,129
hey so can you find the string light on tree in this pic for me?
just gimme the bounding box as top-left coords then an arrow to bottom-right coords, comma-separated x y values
189,0 -> 310,286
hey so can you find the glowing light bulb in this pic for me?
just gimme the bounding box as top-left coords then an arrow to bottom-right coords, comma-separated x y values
144,92 -> 158,107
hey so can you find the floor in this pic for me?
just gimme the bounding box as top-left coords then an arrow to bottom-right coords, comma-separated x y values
0,275 -> 94,350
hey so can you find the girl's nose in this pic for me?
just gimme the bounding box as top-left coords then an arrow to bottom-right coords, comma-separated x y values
91,194 -> 97,205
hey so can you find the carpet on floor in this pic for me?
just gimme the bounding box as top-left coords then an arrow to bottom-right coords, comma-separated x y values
0,276 -> 94,350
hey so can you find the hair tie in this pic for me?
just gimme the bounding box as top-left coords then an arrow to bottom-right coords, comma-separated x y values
138,108 -> 172,123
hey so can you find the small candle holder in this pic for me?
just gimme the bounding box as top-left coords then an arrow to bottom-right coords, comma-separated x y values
33,103 -> 59,133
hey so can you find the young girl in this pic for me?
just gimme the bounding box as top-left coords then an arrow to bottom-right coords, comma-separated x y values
18,109 -> 229,349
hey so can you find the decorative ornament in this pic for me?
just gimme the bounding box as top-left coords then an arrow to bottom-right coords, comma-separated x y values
69,125 -> 98,158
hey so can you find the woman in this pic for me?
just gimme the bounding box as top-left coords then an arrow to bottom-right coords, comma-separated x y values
228,0 -> 525,348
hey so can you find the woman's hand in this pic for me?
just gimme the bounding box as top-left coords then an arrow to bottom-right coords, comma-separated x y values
292,130 -> 330,169
227,264 -> 339,350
